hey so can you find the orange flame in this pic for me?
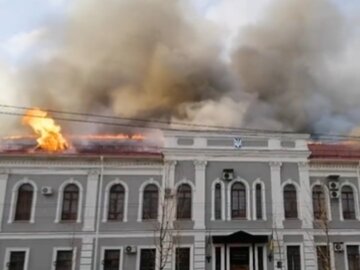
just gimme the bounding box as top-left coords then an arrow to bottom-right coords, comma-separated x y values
22,108 -> 69,152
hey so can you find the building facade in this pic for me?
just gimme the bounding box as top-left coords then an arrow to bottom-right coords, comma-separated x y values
0,131 -> 360,270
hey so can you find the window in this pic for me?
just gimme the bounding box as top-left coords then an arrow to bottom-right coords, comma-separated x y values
214,183 -> 222,220
284,184 -> 298,219
347,246 -> 360,270
139,249 -> 156,270
342,186 -> 356,220
257,246 -> 264,270
215,247 -> 221,270
255,184 -> 263,220
61,184 -> 79,221
175,248 -> 190,270
55,250 -> 73,270
312,185 -> 327,220
316,246 -> 331,270
108,184 -> 125,221
177,184 -> 192,220
15,184 -> 33,221
287,246 -> 301,270
142,185 -> 159,220
231,182 -> 246,219
103,249 -> 121,270
7,251 -> 26,270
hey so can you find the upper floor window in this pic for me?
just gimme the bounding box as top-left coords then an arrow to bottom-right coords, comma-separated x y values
108,184 -> 125,221
342,186 -> 356,220
61,184 -> 79,221
231,182 -> 246,219
15,184 -> 34,221
312,185 -> 327,220
284,184 -> 298,219
255,183 -> 263,220
142,184 -> 159,220
214,183 -> 222,220
177,184 -> 192,220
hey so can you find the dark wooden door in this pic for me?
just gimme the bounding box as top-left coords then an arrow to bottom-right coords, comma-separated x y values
230,247 -> 249,270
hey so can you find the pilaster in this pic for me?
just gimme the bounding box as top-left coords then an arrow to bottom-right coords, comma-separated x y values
83,170 -> 99,231
193,160 -> 207,229
194,233 -> 206,270
0,169 -> 9,231
79,236 -> 94,270
270,162 -> 283,228
298,162 -> 313,228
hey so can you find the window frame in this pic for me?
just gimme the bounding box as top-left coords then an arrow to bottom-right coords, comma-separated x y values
212,245 -> 225,270
339,183 -> 360,221
252,180 -> 266,220
136,246 -> 157,270
172,245 -> 193,270
344,243 -> 360,270
315,244 -> 335,270
211,179 -> 225,221
227,179 -> 250,220
100,246 -> 123,270
176,183 -> 193,220
283,182 -> 299,220
103,179 -> 128,223
137,179 -> 161,222
311,181 -> 332,221
284,243 -> 304,270
4,247 -> 30,270
51,247 -> 77,270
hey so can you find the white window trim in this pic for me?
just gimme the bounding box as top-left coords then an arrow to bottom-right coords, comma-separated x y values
227,177 -> 251,220
100,246 -> 123,270
226,244 -> 253,270
8,178 -> 37,224
252,179 -> 267,221
311,181 -> 332,221
211,179 -> 226,221
339,181 -> 360,221
281,179 -> 302,220
137,178 -> 161,222
102,179 -> 128,223
212,245 -> 225,270
284,243 -> 304,270
136,245 -> 157,270
55,179 -> 84,223
51,247 -> 77,270
344,242 -> 360,270
315,243 -> 335,270
4,247 -> 30,270
172,244 -> 193,270
254,244 -> 268,270
175,178 -> 195,221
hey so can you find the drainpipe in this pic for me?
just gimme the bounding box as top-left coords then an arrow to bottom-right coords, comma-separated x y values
93,155 -> 104,270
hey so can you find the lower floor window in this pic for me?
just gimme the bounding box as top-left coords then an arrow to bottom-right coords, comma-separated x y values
347,245 -> 360,270
8,251 -> 26,270
257,246 -> 264,270
316,246 -> 331,270
103,249 -> 121,270
139,249 -> 156,270
175,247 -> 190,270
287,246 -> 301,270
215,247 -> 221,270
55,250 -> 73,270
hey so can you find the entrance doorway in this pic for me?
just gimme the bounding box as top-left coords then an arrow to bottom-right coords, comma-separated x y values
230,247 -> 250,270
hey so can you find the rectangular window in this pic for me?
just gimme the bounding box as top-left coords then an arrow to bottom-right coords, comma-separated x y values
139,249 -> 156,270
55,250 -> 73,270
316,246 -> 330,270
103,249 -> 121,270
257,246 -> 264,270
347,245 -> 360,270
8,251 -> 26,270
175,247 -> 190,270
287,246 -> 301,270
215,247 -> 221,270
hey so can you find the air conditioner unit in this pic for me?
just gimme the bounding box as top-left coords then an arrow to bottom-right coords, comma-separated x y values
334,242 -> 344,252
222,169 -> 234,181
330,190 -> 340,199
164,188 -> 174,199
41,186 -> 53,196
125,246 -> 137,254
328,180 -> 340,190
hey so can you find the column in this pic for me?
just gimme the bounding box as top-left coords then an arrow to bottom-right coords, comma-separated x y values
83,170 -> 99,231
79,236 -> 94,270
0,169 -> 9,231
193,160 -> 207,229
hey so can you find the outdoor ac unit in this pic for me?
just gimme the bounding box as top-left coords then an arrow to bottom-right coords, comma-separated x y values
328,180 -> 340,190
330,190 -> 340,199
41,186 -> 53,196
222,169 -> 234,181
334,242 -> 344,252
125,246 -> 137,254
164,188 -> 174,199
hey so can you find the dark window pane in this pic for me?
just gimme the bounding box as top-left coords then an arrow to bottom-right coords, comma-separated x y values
140,249 -> 156,270
347,246 -> 360,270
230,247 -> 249,269
316,246 -> 330,270
15,184 -> 33,221
108,184 -> 125,221
215,247 -> 221,270
342,186 -> 356,220
313,186 -> 327,220
215,183 -> 222,220
61,184 -> 79,221
256,184 -> 263,220
104,249 -> 120,270
231,183 -> 246,219
55,250 -> 73,270
8,251 -> 25,270
176,248 -> 190,270
177,184 -> 192,220
142,184 -> 158,220
257,246 -> 264,270
287,246 -> 301,270
284,185 -> 298,219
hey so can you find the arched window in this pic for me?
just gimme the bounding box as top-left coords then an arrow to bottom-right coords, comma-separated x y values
108,184 -> 125,221
142,184 -> 159,220
214,183 -> 222,220
312,185 -> 327,220
342,186 -> 356,220
15,184 -> 34,221
61,184 -> 79,221
255,183 -> 263,220
231,182 -> 246,219
176,184 -> 192,220
284,184 -> 298,219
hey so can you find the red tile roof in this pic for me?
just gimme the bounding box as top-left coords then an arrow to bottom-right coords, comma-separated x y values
309,143 -> 360,160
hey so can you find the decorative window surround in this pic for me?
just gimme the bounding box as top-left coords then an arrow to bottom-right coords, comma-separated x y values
225,244 -> 253,270
172,244 -> 194,270
175,178 -> 195,221
227,178 -> 251,221
284,243 -> 304,270
51,247 -> 77,270
137,178 -> 161,222
4,247 -> 30,270
344,242 -> 360,270
135,245 -> 158,270
281,179 -> 302,220
315,243 -> 335,270
55,179 -> 84,223
102,179 -> 129,223
211,179 -> 226,221
252,179 -> 267,221
339,181 -> 360,221
8,178 -> 37,224
100,246 -> 123,270
311,181 -> 332,221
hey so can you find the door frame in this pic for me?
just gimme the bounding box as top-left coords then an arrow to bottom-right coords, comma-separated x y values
226,244 -> 253,270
